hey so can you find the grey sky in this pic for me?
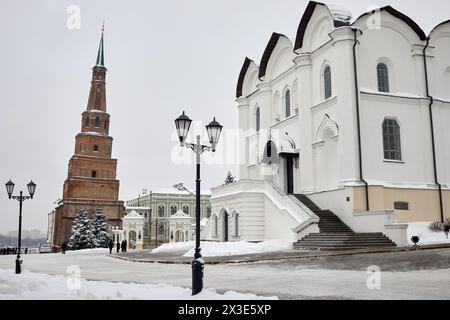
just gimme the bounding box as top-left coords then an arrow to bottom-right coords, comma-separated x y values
0,0 -> 449,234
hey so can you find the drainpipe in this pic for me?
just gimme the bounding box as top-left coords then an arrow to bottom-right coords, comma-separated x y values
352,28 -> 370,212
423,38 -> 445,223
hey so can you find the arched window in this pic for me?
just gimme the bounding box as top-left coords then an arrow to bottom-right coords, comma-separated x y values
182,205 -> 189,215
324,66 -> 332,99
85,117 -> 90,127
285,90 -> 291,118
170,205 -> 177,215
234,213 -> 239,237
206,206 -> 212,218
95,117 -> 100,128
214,215 -> 218,237
256,108 -> 261,132
377,63 -> 390,93
383,119 -> 402,161
158,206 -> 165,217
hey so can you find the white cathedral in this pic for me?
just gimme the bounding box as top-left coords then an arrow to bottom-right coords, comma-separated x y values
201,2 -> 450,249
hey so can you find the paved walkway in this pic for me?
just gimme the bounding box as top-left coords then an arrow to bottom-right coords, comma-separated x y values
112,243 -> 450,265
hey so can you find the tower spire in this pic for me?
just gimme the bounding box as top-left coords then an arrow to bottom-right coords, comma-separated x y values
95,22 -> 105,68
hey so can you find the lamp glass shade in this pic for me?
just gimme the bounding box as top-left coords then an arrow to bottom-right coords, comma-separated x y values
5,180 -> 15,197
27,180 -> 36,198
175,111 -> 192,143
206,117 -> 223,146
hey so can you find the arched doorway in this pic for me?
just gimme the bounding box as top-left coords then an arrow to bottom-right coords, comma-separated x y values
128,230 -> 137,250
223,211 -> 229,242
175,230 -> 184,242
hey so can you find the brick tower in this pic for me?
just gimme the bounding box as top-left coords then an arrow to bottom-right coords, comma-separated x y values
52,28 -> 124,249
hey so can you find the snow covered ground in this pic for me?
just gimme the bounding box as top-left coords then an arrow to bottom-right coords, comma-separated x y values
0,269 -> 277,300
407,222 -> 450,245
152,240 -> 293,257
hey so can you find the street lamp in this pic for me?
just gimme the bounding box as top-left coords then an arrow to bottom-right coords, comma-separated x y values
5,180 -> 37,274
174,111 -> 223,296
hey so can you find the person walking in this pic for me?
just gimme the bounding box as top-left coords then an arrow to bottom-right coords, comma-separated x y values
108,239 -> 114,254
445,224 -> 450,239
123,239 -> 127,252
116,241 -> 120,253
61,243 -> 67,255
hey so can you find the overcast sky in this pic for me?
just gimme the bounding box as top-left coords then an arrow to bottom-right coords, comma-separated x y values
0,0 -> 449,234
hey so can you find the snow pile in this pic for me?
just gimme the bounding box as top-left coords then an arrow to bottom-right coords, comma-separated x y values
153,240 -> 292,257
0,269 -> 277,300
65,248 -> 110,256
407,222 -> 450,245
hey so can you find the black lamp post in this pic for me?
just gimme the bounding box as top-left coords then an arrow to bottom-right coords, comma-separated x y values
5,180 -> 37,274
174,111 -> 223,296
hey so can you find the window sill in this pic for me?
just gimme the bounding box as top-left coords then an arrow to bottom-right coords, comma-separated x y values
384,159 -> 405,164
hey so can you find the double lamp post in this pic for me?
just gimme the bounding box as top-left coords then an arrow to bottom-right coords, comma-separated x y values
174,111 -> 223,296
5,180 -> 37,274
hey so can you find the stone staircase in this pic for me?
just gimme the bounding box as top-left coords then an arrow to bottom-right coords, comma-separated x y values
293,194 -> 396,251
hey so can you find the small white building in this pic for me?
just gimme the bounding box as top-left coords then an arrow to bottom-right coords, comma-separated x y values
203,2 -> 450,248
169,210 -> 192,243
113,210 -> 146,250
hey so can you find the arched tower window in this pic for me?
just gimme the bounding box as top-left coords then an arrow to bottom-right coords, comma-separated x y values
182,205 -> 189,215
256,107 -> 261,132
383,118 -> 402,161
324,65 -> 332,99
85,117 -> 90,127
285,90 -> 291,118
377,63 -> 390,93
95,117 -> 100,128
170,205 -> 177,215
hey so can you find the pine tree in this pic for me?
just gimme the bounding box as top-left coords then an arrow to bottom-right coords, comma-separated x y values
224,171 -> 235,185
90,209 -> 111,248
68,209 -> 95,250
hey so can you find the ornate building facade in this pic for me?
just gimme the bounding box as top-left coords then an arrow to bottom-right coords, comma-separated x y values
126,183 -> 211,247
52,30 -> 125,249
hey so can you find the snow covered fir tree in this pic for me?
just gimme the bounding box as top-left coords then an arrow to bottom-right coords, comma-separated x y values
68,209 -> 95,250
90,209 -> 112,248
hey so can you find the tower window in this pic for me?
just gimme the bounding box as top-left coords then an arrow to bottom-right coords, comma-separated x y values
91,170 -> 97,178
93,145 -> 99,152
377,63 -> 390,93
285,90 -> 291,118
85,117 -> 90,127
323,66 -> 332,99
256,107 -> 261,132
95,117 -> 100,128
383,118 -> 402,161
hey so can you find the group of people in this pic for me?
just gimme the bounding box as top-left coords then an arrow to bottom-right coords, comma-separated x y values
0,247 -> 28,255
107,239 -> 128,254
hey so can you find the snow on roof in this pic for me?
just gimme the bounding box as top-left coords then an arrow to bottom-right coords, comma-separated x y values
170,210 -> 191,219
152,186 -> 212,196
327,4 -> 352,23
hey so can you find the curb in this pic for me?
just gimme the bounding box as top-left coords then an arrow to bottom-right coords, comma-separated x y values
109,243 -> 450,265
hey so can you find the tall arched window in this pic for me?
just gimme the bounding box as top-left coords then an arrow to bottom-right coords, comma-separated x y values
95,117 -> 100,128
85,117 -> 90,127
182,205 -> 189,215
383,118 -> 402,161
170,205 -> 177,215
214,215 -> 218,237
207,206 -> 212,218
377,63 -> 390,93
256,107 -> 261,132
234,213 -> 239,237
324,66 -> 332,99
285,90 -> 291,118
158,206 -> 165,217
